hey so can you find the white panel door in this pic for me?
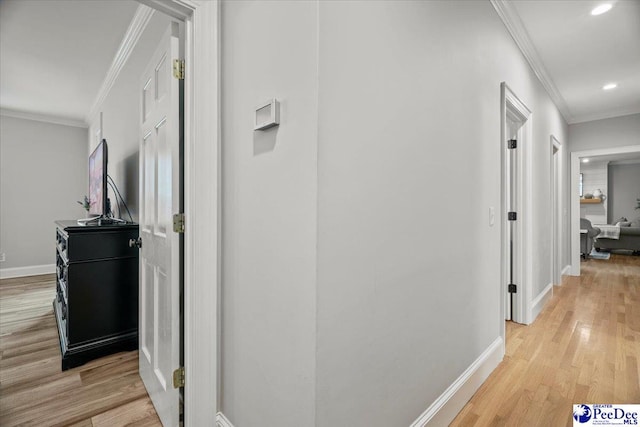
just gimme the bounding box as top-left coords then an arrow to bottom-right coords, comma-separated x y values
138,22 -> 181,427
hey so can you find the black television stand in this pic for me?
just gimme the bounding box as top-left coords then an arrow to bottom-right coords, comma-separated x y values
54,220 -> 139,370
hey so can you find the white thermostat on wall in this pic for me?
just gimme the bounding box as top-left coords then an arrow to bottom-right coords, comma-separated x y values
254,98 -> 280,131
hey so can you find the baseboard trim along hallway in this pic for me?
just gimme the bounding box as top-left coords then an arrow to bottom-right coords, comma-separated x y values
410,336 -> 504,427
217,412 -> 235,427
531,282 -> 554,322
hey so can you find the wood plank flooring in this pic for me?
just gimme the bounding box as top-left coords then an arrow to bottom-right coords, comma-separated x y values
3,253 -> 638,426
451,253 -> 640,426
0,274 -> 161,427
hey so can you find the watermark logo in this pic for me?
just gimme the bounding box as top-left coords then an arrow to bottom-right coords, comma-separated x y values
574,405 -> 592,423
573,404 -> 639,426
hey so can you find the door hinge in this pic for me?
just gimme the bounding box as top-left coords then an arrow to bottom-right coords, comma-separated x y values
507,139 -> 517,149
173,367 -> 185,388
508,284 -> 517,293
173,213 -> 185,233
173,59 -> 185,80
508,212 -> 517,221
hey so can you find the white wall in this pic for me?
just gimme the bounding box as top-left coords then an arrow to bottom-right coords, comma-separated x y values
609,163 -> 640,222
316,2 -> 567,425
580,161 -> 608,224
220,2 -> 318,426
219,1 -> 568,426
87,13 -> 171,222
569,113 -> 640,152
0,115 -> 87,271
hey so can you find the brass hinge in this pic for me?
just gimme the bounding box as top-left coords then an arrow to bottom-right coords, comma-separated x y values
173,213 -> 185,233
173,366 -> 185,388
173,59 -> 185,80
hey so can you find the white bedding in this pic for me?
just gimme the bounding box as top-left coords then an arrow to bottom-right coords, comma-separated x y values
595,224 -> 621,240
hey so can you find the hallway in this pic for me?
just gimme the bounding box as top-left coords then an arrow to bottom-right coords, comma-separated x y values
451,254 -> 640,426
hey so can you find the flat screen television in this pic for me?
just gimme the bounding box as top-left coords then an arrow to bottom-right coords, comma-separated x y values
88,139 -> 108,216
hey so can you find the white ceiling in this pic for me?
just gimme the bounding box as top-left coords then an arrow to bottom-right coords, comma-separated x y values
511,0 -> 640,124
0,0 -> 138,124
0,1 -> 638,127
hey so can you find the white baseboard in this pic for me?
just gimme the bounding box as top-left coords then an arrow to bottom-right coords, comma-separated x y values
217,339 -> 504,427
531,282 -> 553,322
0,264 -> 55,279
217,412 -> 234,427
561,264 -> 571,277
410,336 -> 504,427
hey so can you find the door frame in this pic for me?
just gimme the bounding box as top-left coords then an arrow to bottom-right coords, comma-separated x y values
569,144 -> 640,276
138,1 -> 219,425
550,135 -> 561,286
500,82 -> 533,335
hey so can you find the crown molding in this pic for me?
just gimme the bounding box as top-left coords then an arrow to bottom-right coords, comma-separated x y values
85,4 -> 155,124
490,0 -> 572,124
569,108 -> 640,125
0,108 -> 87,128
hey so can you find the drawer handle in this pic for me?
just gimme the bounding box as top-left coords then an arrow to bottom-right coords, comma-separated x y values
129,237 -> 142,249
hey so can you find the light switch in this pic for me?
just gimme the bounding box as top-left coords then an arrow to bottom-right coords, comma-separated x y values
254,98 -> 280,131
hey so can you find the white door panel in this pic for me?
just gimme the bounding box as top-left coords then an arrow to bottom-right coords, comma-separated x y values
139,22 -> 181,427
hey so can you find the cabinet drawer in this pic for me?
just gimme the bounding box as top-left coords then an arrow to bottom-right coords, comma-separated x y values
56,230 -> 69,262
56,259 -> 68,282
57,277 -> 68,303
65,230 -> 139,261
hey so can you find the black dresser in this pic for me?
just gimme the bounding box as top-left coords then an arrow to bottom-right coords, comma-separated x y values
54,220 -> 139,370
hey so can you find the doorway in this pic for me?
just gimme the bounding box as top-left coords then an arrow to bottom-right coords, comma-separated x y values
550,136 -> 561,286
569,144 -> 640,276
501,83 -> 533,330
136,1 -> 219,426
505,116 -> 520,322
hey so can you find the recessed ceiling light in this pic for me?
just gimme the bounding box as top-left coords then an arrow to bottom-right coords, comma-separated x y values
582,158 -> 590,163
602,83 -> 618,90
591,4 -> 612,15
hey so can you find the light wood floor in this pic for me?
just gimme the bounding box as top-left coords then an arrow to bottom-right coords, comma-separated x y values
2,254 -> 639,426
451,253 -> 640,426
0,274 -> 161,427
